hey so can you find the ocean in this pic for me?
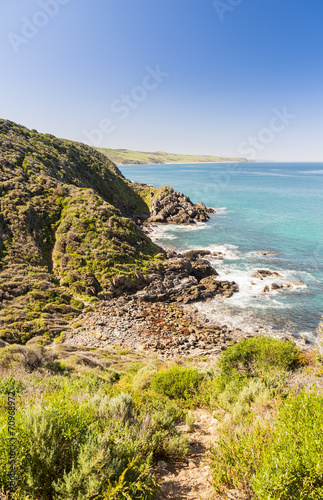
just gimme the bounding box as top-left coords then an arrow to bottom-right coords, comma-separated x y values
120,162 -> 323,343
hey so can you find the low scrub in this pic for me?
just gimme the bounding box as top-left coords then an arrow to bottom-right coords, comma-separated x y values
217,335 -> 301,381
151,365 -> 205,406
252,390 -> 323,499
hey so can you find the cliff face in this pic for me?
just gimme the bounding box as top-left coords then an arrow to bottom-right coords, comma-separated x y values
0,119 -> 163,342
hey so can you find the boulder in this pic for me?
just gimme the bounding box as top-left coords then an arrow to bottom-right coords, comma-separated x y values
148,189 -> 213,225
182,250 -> 211,261
191,259 -> 219,280
271,282 -> 284,290
252,269 -> 283,280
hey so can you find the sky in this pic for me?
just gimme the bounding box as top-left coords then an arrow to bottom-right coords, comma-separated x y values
0,0 -> 323,161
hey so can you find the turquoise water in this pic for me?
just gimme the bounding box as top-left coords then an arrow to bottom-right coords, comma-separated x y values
120,163 -> 323,341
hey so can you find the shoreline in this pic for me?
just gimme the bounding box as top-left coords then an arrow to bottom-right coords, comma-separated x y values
118,160 -> 250,166
144,221 -> 319,348
65,226 -> 317,359
65,186 -> 320,357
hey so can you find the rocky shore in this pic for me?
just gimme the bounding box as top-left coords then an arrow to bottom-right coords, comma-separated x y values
63,190 -> 311,357
64,296 -> 252,358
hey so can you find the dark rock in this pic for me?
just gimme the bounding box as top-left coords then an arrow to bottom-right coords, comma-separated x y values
252,269 -> 283,280
148,189 -> 213,225
191,259 -> 219,280
182,250 -> 211,261
271,282 -> 284,290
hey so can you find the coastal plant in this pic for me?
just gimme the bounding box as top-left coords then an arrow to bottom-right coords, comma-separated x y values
108,392 -> 133,422
217,335 -> 301,382
132,364 -> 157,392
209,421 -> 272,494
151,365 -> 205,406
252,390 -> 323,499
185,411 -> 195,432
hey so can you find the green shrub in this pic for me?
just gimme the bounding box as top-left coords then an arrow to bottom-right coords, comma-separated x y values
218,335 -> 301,381
108,393 -> 133,422
151,366 -> 205,405
210,422 -> 272,494
0,345 -> 44,372
132,365 -> 157,392
0,399 -> 95,499
0,391 -> 159,499
147,403 -> 189,459
252,390 -> 323,499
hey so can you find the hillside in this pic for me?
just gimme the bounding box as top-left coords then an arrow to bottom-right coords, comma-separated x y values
0,119 -> 169,343
97,148 -> 248,165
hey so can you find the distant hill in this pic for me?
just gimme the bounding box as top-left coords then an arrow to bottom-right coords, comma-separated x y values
97,148 -> 248,165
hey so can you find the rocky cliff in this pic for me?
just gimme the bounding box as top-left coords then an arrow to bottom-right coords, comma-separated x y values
0,119 -> 224,344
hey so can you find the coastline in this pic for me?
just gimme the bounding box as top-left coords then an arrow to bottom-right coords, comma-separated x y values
147,223 -> 317,346
65,218 -> 317,358
64,177 -> 321,357
118,161 -> 251,166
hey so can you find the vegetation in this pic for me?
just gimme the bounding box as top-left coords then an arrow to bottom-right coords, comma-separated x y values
0,343 -> 192,499
97,148 -> 248,165
0,335 -> 322,498
0,119 -> 166,343
206,336 -> 323,499
1,119 -> 322,498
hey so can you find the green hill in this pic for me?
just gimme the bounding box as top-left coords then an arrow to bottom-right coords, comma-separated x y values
97,148 -> 247,165
0,119 -> 166,343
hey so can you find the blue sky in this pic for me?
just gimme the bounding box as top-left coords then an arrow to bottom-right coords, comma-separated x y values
1,0 -> 323,161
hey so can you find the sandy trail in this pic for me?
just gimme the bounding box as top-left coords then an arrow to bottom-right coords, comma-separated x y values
156,409 -> 218,500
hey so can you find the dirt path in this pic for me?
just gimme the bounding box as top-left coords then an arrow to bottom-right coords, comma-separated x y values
156,409 -> 219,500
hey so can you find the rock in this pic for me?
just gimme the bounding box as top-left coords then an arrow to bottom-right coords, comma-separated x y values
263,285 -> 270,292
191,259 -> 219,280
148,189 -> 213,225
252,269 -> 283,280
271,282 -> 283,290
182,249 -> 211,261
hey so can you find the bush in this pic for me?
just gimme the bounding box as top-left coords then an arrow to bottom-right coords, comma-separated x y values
210,422 -> 272,494
0,392 -> 159,499
252,390 -> 323,499
108,393 -> 133,422
132,365 -> 157,392
0,399 -> 95,499
218,335 -> 301,381
0,345 -> 44,372
151,366 -> 205,405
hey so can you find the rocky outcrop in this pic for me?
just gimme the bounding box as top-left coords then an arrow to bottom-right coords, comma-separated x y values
101,255 -> 239,304
252,269 -> 283,280
148,190 -> 216,225
132,257 -> 238,303
183,249 -> 224,261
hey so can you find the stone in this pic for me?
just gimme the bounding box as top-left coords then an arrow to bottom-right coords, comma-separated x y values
148,189 -> 213,225
252,269 -> 283,279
